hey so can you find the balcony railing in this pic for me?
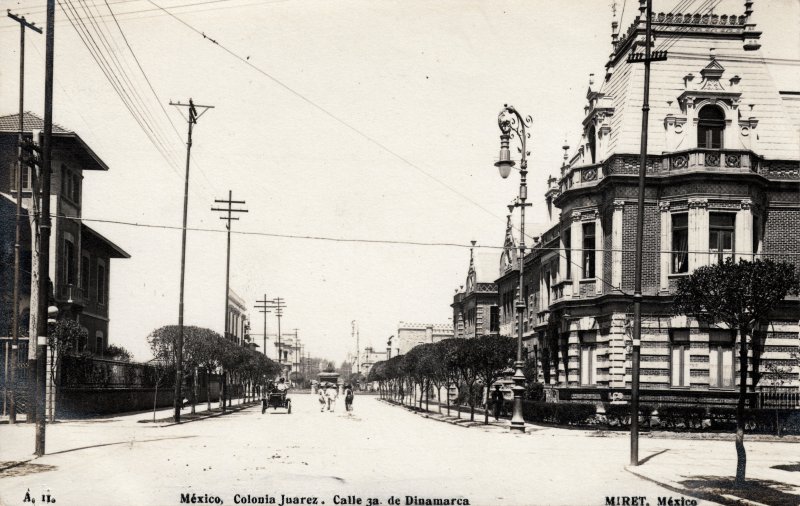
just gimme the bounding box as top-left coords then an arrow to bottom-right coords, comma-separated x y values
56,284 -> 85,306
664,149 -> 757,173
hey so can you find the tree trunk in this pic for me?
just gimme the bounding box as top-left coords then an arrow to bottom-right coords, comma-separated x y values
484,382 -> 489,425
735,326 -> 749,487
206,368 -> 211,412
446,382 -> 451,416
469,384 -> 475,421
220,370 -> 227,413
425,380 -> 429,412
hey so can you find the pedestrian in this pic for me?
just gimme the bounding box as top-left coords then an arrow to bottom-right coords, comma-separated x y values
491,384 -> 503,421
344,384 -> 354,412
398,384 -> 404,404
318,385 -> 327,412
326,384 -> 338,412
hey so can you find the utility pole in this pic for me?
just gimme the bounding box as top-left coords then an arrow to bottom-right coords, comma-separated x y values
254,294 -> 272,358
169,98 -> 214,423
7,10 -> 41,426
272,298 -> 285,371
292,329 -> 300,380
211,190 -> 248,342
33,0 -> 56,457
351,320 -> 358,377
628,0 -> 667,466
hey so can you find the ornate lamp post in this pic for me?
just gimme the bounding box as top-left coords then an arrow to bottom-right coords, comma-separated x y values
494,104 -> 532,433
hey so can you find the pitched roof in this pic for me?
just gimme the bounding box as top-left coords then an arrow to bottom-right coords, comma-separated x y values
0,112 -> 109,171
0,111 -> 72,134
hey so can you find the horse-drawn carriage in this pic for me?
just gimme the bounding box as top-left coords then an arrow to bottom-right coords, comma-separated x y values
262,391 -> 291,414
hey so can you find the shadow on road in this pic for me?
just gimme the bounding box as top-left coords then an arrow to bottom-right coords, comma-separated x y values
639,449 -> 669,465
0,461 -> 57,478
46,435 -> 197,456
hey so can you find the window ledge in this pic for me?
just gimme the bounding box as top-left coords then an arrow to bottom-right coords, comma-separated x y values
668,273 -> 690,278
579,278 -> 597,283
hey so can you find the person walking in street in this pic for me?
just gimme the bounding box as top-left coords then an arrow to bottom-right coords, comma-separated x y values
318,385 -> 327,412
491,384 -> 503,421
326,384 -> 338,412
344,384 -> 354,412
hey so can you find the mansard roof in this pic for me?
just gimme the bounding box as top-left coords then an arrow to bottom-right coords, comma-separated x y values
568,9 -> 799,164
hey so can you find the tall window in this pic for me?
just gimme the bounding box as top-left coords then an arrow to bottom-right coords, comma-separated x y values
63,238 -> 76,286
709,329 -> 735,389
95,331 -> 104,355
97,262 -> 106,305
670,329 -> 691,387
490,306 -> 500,332
579,330 -> 597,386
563,233 -> 572,280
71,173 -> 81,203
672,213 -> 689,273
544,271 -> 551,306
588,126 -> 597,164
697,105 -> 725,149
21,166 -> 31,190
81,254 -> 90,293
710,213 -> 735,264
582,223 -> 596,278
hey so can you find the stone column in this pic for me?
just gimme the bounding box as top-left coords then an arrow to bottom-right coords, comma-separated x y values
594,211 -> 603,295
611,200 -> 624,290
688,198 -> 709,271
570,214 -> 582,297
735,199 -> 754,260
659,201 -> 671,292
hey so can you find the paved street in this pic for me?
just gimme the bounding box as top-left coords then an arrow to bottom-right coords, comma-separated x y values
0,394 -> 744,506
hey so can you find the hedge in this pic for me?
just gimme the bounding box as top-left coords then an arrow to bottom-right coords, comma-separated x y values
522,400 -> 596,426
602,403 -> 654,428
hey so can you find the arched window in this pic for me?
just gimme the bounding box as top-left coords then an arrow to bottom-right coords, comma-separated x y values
587,126 -> 597,163
697,105 -> 725,149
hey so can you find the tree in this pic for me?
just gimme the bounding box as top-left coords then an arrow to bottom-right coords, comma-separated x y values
47,319 -> 87,421
105,344 -> 132,362
473,335 -> 516,424
674,258 -> 799,486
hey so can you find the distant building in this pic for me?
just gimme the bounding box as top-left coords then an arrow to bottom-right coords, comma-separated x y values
396,321 -> 454,356
359,346 -> 388,379
226,288 -> 249,347
450,244 -> 500,339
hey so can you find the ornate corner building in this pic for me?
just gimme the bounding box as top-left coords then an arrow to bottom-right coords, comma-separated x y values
454,2 -> 800,407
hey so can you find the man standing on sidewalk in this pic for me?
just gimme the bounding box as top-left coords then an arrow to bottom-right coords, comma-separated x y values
491,385 -> 503,421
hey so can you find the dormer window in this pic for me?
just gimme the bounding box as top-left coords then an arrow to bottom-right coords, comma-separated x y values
697,105 -> 725,149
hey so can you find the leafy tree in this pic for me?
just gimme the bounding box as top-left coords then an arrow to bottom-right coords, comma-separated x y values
439,338 -> 462,417
674,258 -> 799,486
473,335 -> 516,424
105,344 -> 132,362
47,319 -> 87,421
448,338 -> 480,421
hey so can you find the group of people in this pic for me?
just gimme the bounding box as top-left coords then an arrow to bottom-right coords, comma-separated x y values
318,383 -> 354,412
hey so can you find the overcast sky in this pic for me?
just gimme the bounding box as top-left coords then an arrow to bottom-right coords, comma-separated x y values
1,0 -> 798,362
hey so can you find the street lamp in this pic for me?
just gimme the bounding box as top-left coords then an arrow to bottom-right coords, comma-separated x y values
494,104 -> 532,433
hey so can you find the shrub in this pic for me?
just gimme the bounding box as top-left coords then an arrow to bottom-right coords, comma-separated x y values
603,403 -> 654,428
655,406 -> 706,430
525,382 -> 545,402
522,400 -> 596,426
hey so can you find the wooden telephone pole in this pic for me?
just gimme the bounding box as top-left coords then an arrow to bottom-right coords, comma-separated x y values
169,99 -> 213,423
254,294 -> 273,357
211,191 -> 248,343
6,9 -> 42,426
628,0 -> 667,466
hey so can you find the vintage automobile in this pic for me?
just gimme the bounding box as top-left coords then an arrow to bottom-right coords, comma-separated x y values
262,390 -> 291,414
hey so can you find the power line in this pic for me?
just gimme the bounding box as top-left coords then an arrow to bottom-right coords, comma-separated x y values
144,0 -> 513,232
46,213 -> 800,257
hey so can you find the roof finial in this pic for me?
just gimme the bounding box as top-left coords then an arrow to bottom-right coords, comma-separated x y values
639,0 -> 646,16
611,0 -> 619,44
562,139 -> 570,167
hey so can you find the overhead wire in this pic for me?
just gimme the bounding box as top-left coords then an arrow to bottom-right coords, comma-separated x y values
144,0 -> 521,239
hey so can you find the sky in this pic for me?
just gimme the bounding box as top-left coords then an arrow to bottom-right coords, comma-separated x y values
1,0 -> 798,363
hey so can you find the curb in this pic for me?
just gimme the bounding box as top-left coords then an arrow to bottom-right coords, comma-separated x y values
380,398 -> 521,432
144,402 -> 260,427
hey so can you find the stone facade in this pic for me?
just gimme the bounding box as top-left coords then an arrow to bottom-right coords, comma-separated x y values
395,321 -> 454,356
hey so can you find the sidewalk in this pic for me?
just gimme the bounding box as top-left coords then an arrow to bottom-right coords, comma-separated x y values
628,439 -> 800,506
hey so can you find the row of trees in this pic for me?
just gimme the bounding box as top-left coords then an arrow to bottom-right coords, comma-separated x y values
147,325 -> 281,416
367,334 -> 517,424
